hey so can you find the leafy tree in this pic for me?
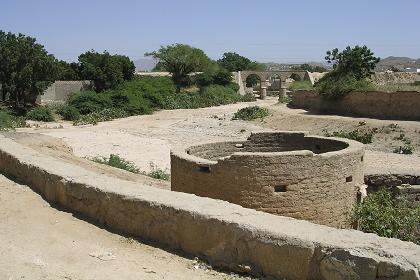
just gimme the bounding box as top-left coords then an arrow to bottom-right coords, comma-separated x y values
146,44 -> 211,92
78,51 -> 135,92
292,63 -> 327,72
56,60 -> 80,80
217,52 -> 265,72
0,31 -> 57,106
325,45 -> 380,80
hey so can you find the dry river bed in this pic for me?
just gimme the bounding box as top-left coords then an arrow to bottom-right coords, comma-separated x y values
2,97 -> 420,279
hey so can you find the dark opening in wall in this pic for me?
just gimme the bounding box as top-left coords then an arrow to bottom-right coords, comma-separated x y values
361,156 -> 364,162
274,185 -> 287,192
315,144 -> 321,150
346,176 -> 353,182
198,166 -> 211,173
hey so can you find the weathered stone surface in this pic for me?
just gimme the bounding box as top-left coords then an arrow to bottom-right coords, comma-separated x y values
0,135 -> 418,280
172,132 -> 364,228
290,90 -> 420,120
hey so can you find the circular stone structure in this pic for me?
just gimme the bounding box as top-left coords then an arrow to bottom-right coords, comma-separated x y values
171,131 -> 365,228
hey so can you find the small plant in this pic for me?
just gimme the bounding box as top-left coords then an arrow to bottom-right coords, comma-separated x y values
26,106 -> 55,122
92,154 -> 140,173
288,80 -> 314,91
73,108 -> 127,125
58,105 -> 80,121
357,121 -> 366,126
393,143 -> 415,155
324,129 -> 376,144
279,95 -> 292,104
146,163 -> 170,181
232,106 -> 269,121
349,190 -> 419,244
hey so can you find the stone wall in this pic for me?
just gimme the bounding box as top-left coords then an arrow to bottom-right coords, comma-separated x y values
39,80 -> 93,103
290,90 -> 420,120
172,132 -> 365,228
0,134 -> 419,279
371,72 -> 420,85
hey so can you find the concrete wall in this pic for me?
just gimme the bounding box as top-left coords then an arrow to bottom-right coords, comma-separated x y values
171,132 -> 364,228
39,80 -> 93,103
0,135 -> 419,280
291,90 -> 420,120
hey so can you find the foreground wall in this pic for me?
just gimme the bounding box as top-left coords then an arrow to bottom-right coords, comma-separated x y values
172,132 -> 364,228
39,80 -> 93,103
0,135 -> 418,280
291,90 -> 420,120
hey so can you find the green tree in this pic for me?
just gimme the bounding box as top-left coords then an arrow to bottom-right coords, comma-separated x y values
78,51 -> 135,92
0,31 -> 57,106
217,52 -> 265,72
325,45 -> 380,80
146,44 -> 211,92
56,60 -> 80,80
292,63 -> 327,72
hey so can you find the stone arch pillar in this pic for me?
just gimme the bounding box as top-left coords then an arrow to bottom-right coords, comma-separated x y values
260,79 -> 269,100
279,79 -> 287,100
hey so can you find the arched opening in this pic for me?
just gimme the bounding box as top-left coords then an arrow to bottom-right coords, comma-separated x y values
267,74 -> 281,96
290,73 -> 302,81
245,74 -> 261,97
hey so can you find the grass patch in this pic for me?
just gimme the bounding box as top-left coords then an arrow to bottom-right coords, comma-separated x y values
0,109 -> 26,130
91,154 -> 170,180
147,163 -> 170,181
349,190 -> 419,244
323,128 -> 376,144
288,80 -> 313,91
373,83 -> 420,92
73,108 -> 128,126
232,106 -> 269,121
92,154 -> 140,173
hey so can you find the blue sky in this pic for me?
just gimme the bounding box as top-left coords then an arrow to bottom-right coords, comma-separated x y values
1,0 -> 419,63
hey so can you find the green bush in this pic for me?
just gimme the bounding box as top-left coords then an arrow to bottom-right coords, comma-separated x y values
26,106 -> 55,122
58,105 -> 80,121
0,110 -> 14,130
315,73 -> 375,98
68,91 -> 112,114
349,190 -> 419,244
92,154 -> 140,173
232,106 -> 269,121
147,163 -> 170,181
288,80 -> 314,91
73,108 -> 127,126
324,129 -> 376,144
393,143 -> 415,155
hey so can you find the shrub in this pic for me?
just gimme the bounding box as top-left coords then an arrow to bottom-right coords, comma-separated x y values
110,92 -> 153,115
68,91 -> 112,114
147,163 -> 170,181
349,190 -> 419,244
0,110 -> 14,130
58,105 -> 80,121
26,106 -> 55,122
315,73 -> 375,98
73,108 -> 127,126
393,143 -> 415,155
288,80 -> 313,91
92,154 -> 140,173
232,106 -> 269,121
324,129 -> 376,144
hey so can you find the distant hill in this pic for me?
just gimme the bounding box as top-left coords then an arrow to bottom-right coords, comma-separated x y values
134,58 -> 157,72
376,56 -> 420,71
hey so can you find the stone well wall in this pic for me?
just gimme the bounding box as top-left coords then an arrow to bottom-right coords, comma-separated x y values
171,132 -> 365,228
290,90 -> 420,120
0,135 -> 419,279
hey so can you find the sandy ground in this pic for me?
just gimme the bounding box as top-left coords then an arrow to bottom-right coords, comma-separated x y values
0,174 -> 255,280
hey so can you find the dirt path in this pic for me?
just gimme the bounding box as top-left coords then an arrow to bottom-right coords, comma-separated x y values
0,174 -> 253,280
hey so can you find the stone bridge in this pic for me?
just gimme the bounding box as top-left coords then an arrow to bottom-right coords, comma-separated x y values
235,70 -> 309,99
